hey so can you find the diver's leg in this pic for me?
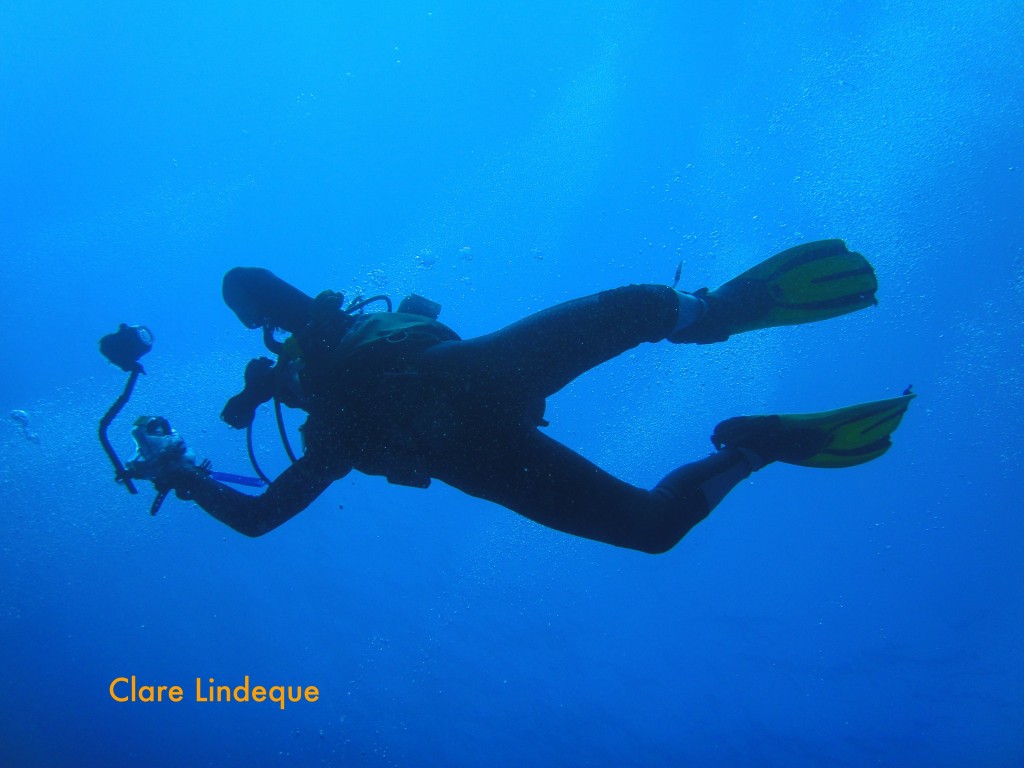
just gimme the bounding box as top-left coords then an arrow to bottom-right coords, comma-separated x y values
421,284 -> 698,399
433,428 -> 755,554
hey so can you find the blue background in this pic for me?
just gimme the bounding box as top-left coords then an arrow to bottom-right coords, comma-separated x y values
2,1 -> 1022,765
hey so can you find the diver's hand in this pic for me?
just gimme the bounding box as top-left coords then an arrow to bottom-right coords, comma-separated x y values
127,439 -> 197,486
125,416 -> 199,488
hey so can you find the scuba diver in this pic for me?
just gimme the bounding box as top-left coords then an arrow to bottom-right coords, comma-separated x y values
114,240 -> 913,554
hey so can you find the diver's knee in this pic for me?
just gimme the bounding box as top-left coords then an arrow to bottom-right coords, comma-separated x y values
631,530 -> 683,555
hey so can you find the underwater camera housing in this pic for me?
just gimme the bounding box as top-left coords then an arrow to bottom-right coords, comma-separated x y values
98,321 -> 265,515
98,324 -> 154,495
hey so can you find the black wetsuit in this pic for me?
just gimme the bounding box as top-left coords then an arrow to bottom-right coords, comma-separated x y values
173,283 -> 752,554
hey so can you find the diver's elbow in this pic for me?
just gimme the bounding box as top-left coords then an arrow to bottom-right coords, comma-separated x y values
234,519 -> 276,538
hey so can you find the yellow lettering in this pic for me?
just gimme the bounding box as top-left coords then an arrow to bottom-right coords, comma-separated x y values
110,677 -> 130,702
179,677 -> 320,705
233,675 -> 251,702
139,685 -> 155,703
269,686 -> 286,710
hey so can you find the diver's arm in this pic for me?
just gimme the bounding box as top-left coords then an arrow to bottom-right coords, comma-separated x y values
169,453 -> 351,537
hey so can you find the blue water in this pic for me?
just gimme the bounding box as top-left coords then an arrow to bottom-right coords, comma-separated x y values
2,1 -> 1022,765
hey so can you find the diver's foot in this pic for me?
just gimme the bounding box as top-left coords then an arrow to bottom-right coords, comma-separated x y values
668,283 -> 772,344
711,415 -> 826,467
668,240 -> 878,345
711,393 -> 916,469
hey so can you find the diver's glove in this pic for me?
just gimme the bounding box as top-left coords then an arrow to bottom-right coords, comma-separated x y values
125,416 -> 200,490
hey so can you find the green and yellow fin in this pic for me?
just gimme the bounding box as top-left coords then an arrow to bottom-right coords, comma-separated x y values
723,239 -> 878,334
781,393 -> 915,469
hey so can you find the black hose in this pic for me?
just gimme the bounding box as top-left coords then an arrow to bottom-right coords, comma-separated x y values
262,323 -> 284,354
345,294 -> 392,314
246,422 -> 272,485
274,398 -> 299,464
